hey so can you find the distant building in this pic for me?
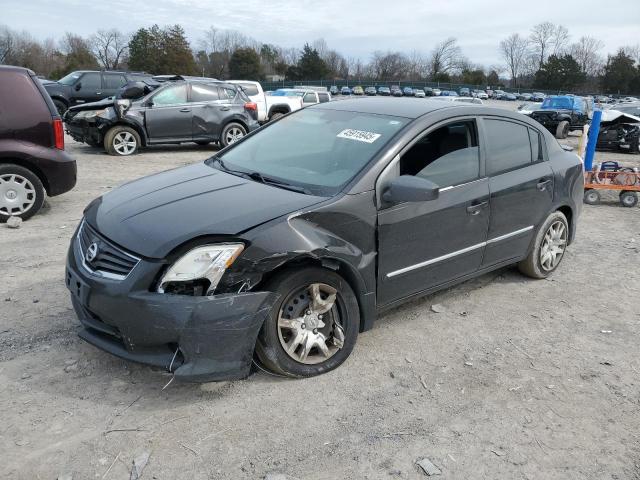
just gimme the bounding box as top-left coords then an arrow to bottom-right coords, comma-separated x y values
265,74 -> 285,82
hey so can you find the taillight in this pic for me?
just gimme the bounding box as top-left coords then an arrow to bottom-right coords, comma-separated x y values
244,102 -> 257,111
53,118 -> 64,150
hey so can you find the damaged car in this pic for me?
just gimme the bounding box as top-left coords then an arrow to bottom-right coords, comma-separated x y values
596,109 -> 640,153
66,98 -> 583,382
528,95 -> 592,139
64,79 -> 258,155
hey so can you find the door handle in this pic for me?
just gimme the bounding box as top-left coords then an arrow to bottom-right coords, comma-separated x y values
179,108 -> 191,112
219,106 -> 231,111
95,92 -> 102,95
466,201 -> 488,215
537,179 -> 552,191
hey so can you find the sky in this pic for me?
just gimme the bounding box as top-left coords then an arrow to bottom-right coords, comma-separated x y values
3,0 -> 640,67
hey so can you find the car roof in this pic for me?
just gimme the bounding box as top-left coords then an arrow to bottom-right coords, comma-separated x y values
0,65 -> 34,75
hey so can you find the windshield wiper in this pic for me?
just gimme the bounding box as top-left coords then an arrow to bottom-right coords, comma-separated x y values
211,157 -> 312,195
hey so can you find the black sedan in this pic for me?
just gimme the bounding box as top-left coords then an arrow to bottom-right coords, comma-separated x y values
64,80 -> 259,155
66,98 -> 583,382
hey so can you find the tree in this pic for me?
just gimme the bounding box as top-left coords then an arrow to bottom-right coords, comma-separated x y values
486,69 -> 500,86
229,47 -> 261,79
533,54 -> 585,91
128,25 -> 163,73
601,50 -> 638,94
128,25 -> 195,75
369,51 -> 407,80
60,33 -> 98,72
461,68 -> 486,86
90,29 -> 129,70
499,33 -> 530,87
529,22 -> 556,69
163,25 -> 196,75
428,37 -> 463,80
570,36 -> 604,76
297,44 -> 328,79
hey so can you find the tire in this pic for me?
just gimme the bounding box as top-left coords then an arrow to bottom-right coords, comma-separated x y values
555,121 -> 569,139
195,141 -> 211,146
518,211 -> 569,279
269,112 -> 285,122
255,267 -> 360,378
220,122 -> 246,148
583,189 -> 601,205
53,99 -> 67,117
0,164 -> 45,222
629,133 -> 640,154
620,191 -> 638,208
104,126 -> 140,156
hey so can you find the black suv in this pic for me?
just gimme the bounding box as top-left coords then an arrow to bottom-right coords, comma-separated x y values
64,79 -> 259,155
43,70 -> 152,115
0,66 -> 76,221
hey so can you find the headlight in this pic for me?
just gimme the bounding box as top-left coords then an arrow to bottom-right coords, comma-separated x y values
158,244 -> 244,296
75,108 -> 109,119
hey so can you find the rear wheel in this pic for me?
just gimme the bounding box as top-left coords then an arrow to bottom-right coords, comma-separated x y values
104,126 -> 140,156
0,164 -> 45,222
620,191 -> 638,208
220,122 -> 246,148
255,267 -> 359,378
269,112 -> 284,122
583,189 -> 601,205
518,211 -> 569,279
555,121 -> 569,139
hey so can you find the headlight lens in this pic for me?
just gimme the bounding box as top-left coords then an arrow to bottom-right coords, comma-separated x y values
158,244 -> 244,295
75,108 -> 109,119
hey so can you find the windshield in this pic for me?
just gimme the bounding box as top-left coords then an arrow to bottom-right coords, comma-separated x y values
58,72 -> 82,85
272,89 -> 304,97
209,108 -> 409,196
542,97 -> 573,110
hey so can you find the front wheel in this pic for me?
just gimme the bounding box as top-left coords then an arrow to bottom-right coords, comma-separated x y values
518,211 -> 569,279
220,122 -> 246,148
555,121 -> 569,139
255,268 -> 359,378
104,126 -> 140,156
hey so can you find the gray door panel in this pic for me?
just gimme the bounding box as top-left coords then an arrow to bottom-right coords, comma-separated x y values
146,105 -> 192,140
377,178 -> 490,306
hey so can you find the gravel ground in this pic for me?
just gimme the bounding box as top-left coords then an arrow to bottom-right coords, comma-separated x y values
1,100 -> 639,480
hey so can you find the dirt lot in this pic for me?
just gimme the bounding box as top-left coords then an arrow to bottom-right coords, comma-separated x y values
2,100 -> 640,480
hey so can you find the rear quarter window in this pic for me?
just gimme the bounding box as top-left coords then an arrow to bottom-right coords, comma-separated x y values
484,119 -> 532,175
0,71 -> 51,129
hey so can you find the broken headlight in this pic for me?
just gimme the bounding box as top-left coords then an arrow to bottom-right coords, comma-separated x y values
158,244 -> 244,296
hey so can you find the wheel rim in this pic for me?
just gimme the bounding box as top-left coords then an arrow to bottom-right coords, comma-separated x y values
539,220 -> 567,272
113,131 -> 137,155
622,194 -> 636,206
225,127 -> 244,145
0,173 -> 36,215
586,191 -> 599,203
277,283 -> 345,365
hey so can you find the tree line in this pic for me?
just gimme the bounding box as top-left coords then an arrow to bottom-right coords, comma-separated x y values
1,22 -> 639,94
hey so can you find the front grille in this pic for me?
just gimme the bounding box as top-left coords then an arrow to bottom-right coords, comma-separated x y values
77,220 -> 140,280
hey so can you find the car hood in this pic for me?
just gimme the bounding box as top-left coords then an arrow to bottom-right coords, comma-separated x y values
67,97 -> 116,113
84,162 -> 326,258
600,110 -> 640,124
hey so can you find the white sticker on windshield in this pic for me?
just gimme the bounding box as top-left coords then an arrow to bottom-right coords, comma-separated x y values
337,129 -> 381,143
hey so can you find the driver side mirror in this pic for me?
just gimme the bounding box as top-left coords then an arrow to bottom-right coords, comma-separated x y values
382,176 -> 440,205
74,82 -> 82,91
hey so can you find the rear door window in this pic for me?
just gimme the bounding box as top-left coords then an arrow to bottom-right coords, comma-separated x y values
219,87 -> 237,100
303,92 -> 317,103
318,93 -> 330,103
529,128 -> 543,162
103,74 -> 127,89
190,84 -> 219,102
484,119 -> 532,175
80,73 -> 101,90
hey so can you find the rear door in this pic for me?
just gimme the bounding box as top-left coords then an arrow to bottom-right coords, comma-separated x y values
480,118 -> 553,267
145,84 -> 192,141
101,73 -> 127,98
188,83 -> 223,140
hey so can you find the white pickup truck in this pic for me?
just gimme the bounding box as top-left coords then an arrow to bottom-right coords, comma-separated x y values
229,81 -> 331,122
229,81 -> 301,123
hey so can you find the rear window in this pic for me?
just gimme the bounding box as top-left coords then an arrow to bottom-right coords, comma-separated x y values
0,71 -> 51,128
190,84 -> 219,102
236,83 -> 259,96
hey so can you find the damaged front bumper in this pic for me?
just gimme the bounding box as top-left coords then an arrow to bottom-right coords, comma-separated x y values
65,239 -> 276,382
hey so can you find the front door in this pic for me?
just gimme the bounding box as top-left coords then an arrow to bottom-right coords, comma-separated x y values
377,119 -> 490,306
480,118 -> 554,266
145,84 -> 192,141
71,72 -> 102,105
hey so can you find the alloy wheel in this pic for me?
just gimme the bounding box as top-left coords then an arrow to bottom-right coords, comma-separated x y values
113,131 -> 137,155
225,127 -> 244,145
277,283 -> 345,365
0,173 -> 36,216
539,220 -> 567,271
